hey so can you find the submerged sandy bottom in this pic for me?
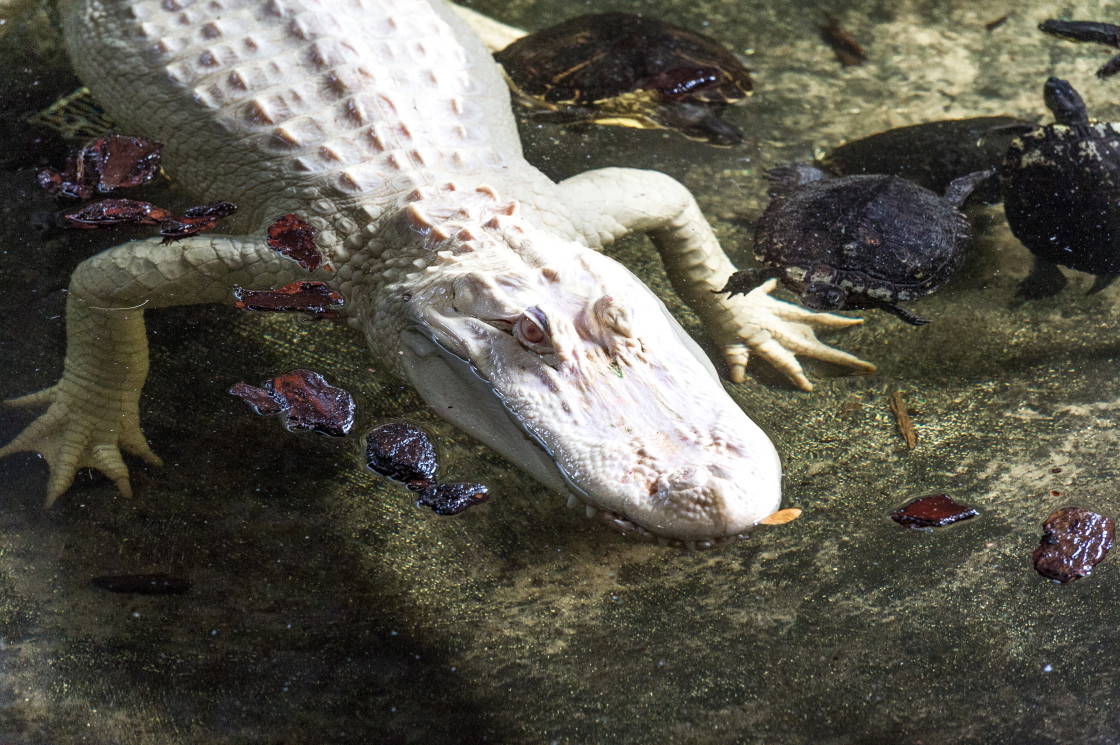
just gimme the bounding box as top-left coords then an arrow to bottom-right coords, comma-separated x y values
2,0 -> 1120,742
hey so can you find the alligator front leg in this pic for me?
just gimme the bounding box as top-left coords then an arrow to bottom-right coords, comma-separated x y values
554,167 -> 876,390
1,235 -> 305,506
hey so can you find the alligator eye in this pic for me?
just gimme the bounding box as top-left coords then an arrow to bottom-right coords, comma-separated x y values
514,306 -> 550,349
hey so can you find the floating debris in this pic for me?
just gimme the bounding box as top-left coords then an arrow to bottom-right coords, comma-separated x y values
888,389 -> 917,449
268,213 -> 323,271
233,281 -> 344,318
365,421 -> 439,491
39,134 -> 162,199
890,494 -> 978,529
64,198 -> 172,228
159,201 -> 238,243
820,12 -> 867,67
1032,507 -> 1115,583
91,573 -> 191,595
985,14 -> 1009,32
416,482 -> 490,515
366,423 -> 492,515
230,369 -> 355,437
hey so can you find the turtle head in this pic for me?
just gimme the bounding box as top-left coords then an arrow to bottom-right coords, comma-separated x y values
801,281 -> 848,311
1044,77 -> 1090,128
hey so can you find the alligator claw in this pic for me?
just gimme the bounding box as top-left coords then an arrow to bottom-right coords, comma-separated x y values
721,278 -> 876,390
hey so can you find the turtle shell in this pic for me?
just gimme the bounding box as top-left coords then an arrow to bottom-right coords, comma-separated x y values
755,174 -> 971,309
1000,118 -> 1120,276
493,13 -> 751,144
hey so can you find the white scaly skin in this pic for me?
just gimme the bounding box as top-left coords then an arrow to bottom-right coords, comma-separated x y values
1,0 -> 873,545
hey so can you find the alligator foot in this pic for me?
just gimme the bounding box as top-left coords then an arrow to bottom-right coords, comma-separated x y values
1,381 -> 162,507
722,278 -> 876,390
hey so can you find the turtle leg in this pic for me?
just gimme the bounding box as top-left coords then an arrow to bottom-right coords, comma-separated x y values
0,234 -> 306,507
720,267 -> 781,296
876,301 -> 930,326
551,166 -> 875,390
1016,256 -> 1068,300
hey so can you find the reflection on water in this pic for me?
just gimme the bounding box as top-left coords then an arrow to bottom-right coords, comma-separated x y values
2,0 -> 1120,742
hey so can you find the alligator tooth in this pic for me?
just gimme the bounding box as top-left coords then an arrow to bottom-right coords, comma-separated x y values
585,505 -> 596,519
684,541 -> 697,551
566,494 -> 579,509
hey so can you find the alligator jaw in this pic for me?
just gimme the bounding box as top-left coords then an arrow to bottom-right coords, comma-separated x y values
390,201 -> 783,543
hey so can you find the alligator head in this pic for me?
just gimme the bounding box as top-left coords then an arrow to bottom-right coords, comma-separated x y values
369,186 -> 782,547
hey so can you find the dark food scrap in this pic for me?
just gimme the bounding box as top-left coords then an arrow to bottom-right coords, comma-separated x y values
890,494 -> 979,529
1032,507 -> 1114,583
821,12 -> 867,66
1039,19 -> 1120,78
159,201 -> 238,243
91,573 -> 191,595
365,423 -> 491,515
494,12 -> 752,145
230,368 -> 355,437
819,116 -> 1035,204
233,280 -> 344,317
888,389 -> 917,449
416,482 -> 490,516
723,164 -> 988,325
64,198 -> 172,228
39,134 -> 162,199
365,421 -> 438,490
228,381 -> 284,416
984,14 -> 1009,32
998,78 -> 1120,299
268,213 -> 323,271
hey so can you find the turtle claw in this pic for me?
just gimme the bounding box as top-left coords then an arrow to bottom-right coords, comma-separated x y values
720,278 -> 876,391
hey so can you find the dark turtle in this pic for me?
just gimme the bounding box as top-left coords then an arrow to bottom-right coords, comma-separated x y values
722,165 -> 990,325
999,77 -> 1120,298
819,116 -> 1035,205
1039,20 -> 1120,79
493,13 -> 752,145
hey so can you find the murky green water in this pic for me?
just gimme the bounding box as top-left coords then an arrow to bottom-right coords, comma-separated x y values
3,0 -> 1120,742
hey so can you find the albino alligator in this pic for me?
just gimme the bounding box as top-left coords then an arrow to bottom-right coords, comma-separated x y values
0,0 -> 874,546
